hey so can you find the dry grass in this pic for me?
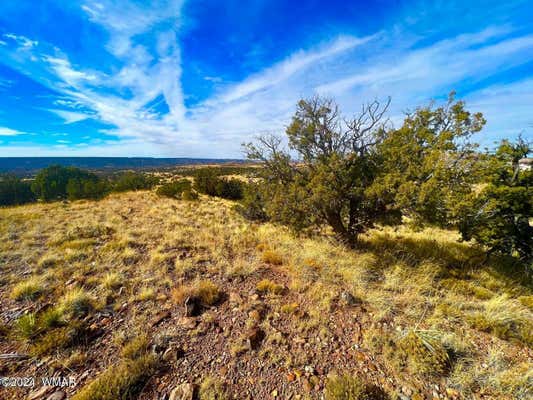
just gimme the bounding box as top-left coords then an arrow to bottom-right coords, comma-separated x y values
0,190 -> 531,399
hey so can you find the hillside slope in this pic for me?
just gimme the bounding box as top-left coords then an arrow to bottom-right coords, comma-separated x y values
0,191 -> 531,399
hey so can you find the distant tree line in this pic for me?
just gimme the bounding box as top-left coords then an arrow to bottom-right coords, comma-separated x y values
0,165 -> 159,205
241,92 -> 532,269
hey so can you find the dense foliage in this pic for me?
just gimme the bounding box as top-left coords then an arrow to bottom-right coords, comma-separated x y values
156,179 -> 198,200
111,172 -> 158,192
0,175 -> 36,206
32,165 -> 105,201
455,137 -> 532,267
194,168 -> 244,200
244,93 -> 532,266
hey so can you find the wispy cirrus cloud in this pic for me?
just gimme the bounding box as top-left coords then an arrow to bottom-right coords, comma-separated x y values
0,0 -> 531,156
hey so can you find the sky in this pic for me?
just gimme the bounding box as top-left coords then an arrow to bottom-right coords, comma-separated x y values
0,0 -> 532,158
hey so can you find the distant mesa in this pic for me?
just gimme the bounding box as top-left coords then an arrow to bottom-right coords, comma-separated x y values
0,157 -> 246,176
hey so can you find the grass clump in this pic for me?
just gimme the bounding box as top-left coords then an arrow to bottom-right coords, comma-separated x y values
121,334 -> 150,360
396,330 -> 451,376
261,250 -> 283,265
280,302 -> 299,314
15,313 -> 38,339
30,322 -> 88,356
171,279 -> 221,306
324,374 -> 388,400
11,277 -> 44,300
102,272 -> 122,290
71,354 -> 158,400
256,279 -> 284,295
58,288 -> 95,318
467,295 -> 532,346
198,376 -> 229,400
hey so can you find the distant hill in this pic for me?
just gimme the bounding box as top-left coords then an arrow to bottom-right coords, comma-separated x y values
0,157 -> 246,176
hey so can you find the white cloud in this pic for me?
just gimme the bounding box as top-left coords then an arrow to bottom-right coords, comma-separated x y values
0,127 -> 27,136
1,2 -> 531,157
3,33 -> 38,49
48,109 -> 93,124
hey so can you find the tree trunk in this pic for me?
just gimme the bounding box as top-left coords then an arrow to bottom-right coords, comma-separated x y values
326,211 -> 357,248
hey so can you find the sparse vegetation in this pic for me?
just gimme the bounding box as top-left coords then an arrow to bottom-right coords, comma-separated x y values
0,158 -> 530,399
324,374 -> 388,400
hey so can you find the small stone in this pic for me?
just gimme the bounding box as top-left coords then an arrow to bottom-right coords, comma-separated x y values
271,389 -> 278,397
28,386 -> 51,400
340,291 -> 360,305
304,365 -> 314,375
184,296 -> 202,317
178,317 -> 198,329
169,383 -> 194,400
229,292 -> 243,304
162,346 -> 184,362
286,372 -> 295,382
151,310 -> 171,327
46,391 -> 66,400
246,327 -> 265,350
401,386 -> 413,396
301,377 -> 312,392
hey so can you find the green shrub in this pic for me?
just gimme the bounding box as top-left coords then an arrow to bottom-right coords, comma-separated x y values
15,313 -> 39,339
215,178 -> 243,200
325,374 -> 388,399
71,354 -> 158,400
234,182 -> 268,221
0,175 -> 36,206
32,165 -> 105,201
112,172 -> 158,192
156,179 -> 193,199
11,277 -> 44,301
198,376 -> 229,400
194,168 -> 220,196
121,334 -> 150,360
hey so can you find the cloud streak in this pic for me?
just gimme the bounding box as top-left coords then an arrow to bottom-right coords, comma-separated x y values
0,1 -> 531,157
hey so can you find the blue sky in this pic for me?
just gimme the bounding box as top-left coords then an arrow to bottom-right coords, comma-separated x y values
0,0 -> 532,157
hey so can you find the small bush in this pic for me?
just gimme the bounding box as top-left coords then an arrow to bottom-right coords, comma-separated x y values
396,330 -> 451,376
215,178 -> 244,200
281,303 -> 299,314
112,172 -> 158,192
0,175 -> 36,206
261,250 -> 283,265
467,296 -> 532,345
71,354 -> 158,400
58,288 -> 95,318
11,277 -> 43,301
198,376 -> 229,400
30,322 -> 88,356
102,272 -> 122,290
234,182 -> 268,222
325,374 -> 388,400
39,307 -> 65,329
256,279 -> 284,295
121,334 -> 150,360
15,313 -> 39,339
171,280 -> 221,306
156,179 -> 192,199
181,189 -> 199,200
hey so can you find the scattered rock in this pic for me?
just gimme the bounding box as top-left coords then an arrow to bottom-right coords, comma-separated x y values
152,310 -> 171,327
286,372 -> 295,382
184,296 -> 202,317
340,291 -> 360,306
163,346 -> 184,362
169,382 -> 194,400
177,317 -> 197,330
229,292 -> 243,304
28,386 -> 51,400
46,391 -> 66,400
246,327 -> 265,350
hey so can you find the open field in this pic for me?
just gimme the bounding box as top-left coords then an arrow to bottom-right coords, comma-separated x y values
0,190 -> 531,399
